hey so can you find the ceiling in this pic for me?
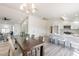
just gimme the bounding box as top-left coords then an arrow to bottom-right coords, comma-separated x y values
0,3 -> 79,24
0,3 -> 26,24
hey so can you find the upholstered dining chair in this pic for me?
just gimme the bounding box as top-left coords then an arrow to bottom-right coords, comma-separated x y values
7,36 -> 22,56
31,34 -> 35,39
38,36 -> 43,42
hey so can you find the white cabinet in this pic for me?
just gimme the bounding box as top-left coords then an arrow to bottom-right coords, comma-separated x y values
71,25 -> 79,29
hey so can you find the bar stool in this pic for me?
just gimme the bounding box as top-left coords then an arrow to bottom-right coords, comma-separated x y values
48,37 -> 52,43
52,35 -> 60,45
54,38 -> 59,45
65,40 -> 71,48
49,35 -> 53,43
58,39 -> 65,47
51,38 -> 55,44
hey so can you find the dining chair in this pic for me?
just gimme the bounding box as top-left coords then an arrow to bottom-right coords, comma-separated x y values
7,36 -> 23,56
31,34 -> 35,39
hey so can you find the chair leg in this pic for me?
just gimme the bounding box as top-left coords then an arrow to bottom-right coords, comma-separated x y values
58,40 -> 60,45
70,43 -> 72,48
64,41 -> 65,47
8,49 -> 10,56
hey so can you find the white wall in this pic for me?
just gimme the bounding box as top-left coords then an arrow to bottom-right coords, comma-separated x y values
0,23 -> 21,35
49,17 -> 79,35
0,24 -> 12,33
28,15 -> 49,37
21,19 -> 28,33
13,24 -> 21,35
48,18 -> 63,34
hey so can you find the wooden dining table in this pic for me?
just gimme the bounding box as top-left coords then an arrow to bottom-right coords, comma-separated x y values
16,38 -> 45,56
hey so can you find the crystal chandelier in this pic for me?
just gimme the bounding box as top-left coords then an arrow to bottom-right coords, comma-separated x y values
20,3 -> 37,14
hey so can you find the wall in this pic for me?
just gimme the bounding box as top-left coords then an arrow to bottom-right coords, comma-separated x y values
13,24 -> 21,35
0,24 -> 12,33
0,23 -> 21,35
48,18 -> 63,34
49,18 -> 79,35
21,19 -> 28,34
28,15 -> 49,37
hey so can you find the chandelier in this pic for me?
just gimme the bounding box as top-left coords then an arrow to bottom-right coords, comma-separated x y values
20,3 -> 37,14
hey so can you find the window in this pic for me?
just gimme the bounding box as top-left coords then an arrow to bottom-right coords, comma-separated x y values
1,28 -> 10,33
1,25 -> 10,33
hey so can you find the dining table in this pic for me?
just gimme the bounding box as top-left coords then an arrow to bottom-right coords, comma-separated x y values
16,38 -> 45,56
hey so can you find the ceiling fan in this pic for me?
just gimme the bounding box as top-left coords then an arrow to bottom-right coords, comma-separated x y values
0,17 -> 11,21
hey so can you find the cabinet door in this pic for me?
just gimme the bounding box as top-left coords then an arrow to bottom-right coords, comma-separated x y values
53,26 -> 59,34
71,25 -> 79,29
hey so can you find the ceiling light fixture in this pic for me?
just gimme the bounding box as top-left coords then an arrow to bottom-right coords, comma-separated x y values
20,3 -> 37,15
60,16 -> 67,21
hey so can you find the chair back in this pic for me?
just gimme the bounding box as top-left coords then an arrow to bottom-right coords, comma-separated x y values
7,36 -> 15,56
31,34 -> 35,39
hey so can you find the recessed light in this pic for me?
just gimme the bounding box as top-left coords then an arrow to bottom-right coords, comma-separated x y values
73,21 -> 79,24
